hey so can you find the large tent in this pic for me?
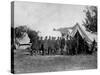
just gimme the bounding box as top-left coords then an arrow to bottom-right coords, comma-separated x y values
54,23 -> 93,44
70,23 -> 92,43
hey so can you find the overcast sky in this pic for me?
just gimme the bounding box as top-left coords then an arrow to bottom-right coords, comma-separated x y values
14,1 -> 88,37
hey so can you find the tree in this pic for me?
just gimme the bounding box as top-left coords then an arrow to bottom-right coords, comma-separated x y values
26,28 -> 39,55
27,28 -> 38,43
83,6 -> 97,33
15,26 -> 39,44
15,26 -> 27,39
11,26 -> 27,49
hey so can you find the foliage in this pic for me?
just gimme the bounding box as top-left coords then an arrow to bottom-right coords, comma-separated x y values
14,25 -> 38,44
27,29 -> 38,43
83,6 -> 97,33
26,28 -> 39,50
15,26 -> 27,39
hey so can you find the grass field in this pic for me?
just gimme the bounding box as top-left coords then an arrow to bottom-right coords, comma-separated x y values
14,50 -> 97,74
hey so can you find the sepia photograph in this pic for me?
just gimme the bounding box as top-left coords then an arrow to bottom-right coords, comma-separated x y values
11,1 -> 97,74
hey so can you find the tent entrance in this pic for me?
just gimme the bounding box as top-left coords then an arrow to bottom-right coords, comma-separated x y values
73,30 -> 89,54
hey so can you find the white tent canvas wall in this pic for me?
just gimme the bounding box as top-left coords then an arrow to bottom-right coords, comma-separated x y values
15,33 -> 31,49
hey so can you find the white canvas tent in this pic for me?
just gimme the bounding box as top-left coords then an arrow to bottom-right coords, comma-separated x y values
70,23 -> 92,43
54,23 -> 96,44
15,33 -> 31,49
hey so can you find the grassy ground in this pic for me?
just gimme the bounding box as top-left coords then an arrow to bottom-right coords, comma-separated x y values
14,50 -> 97,74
